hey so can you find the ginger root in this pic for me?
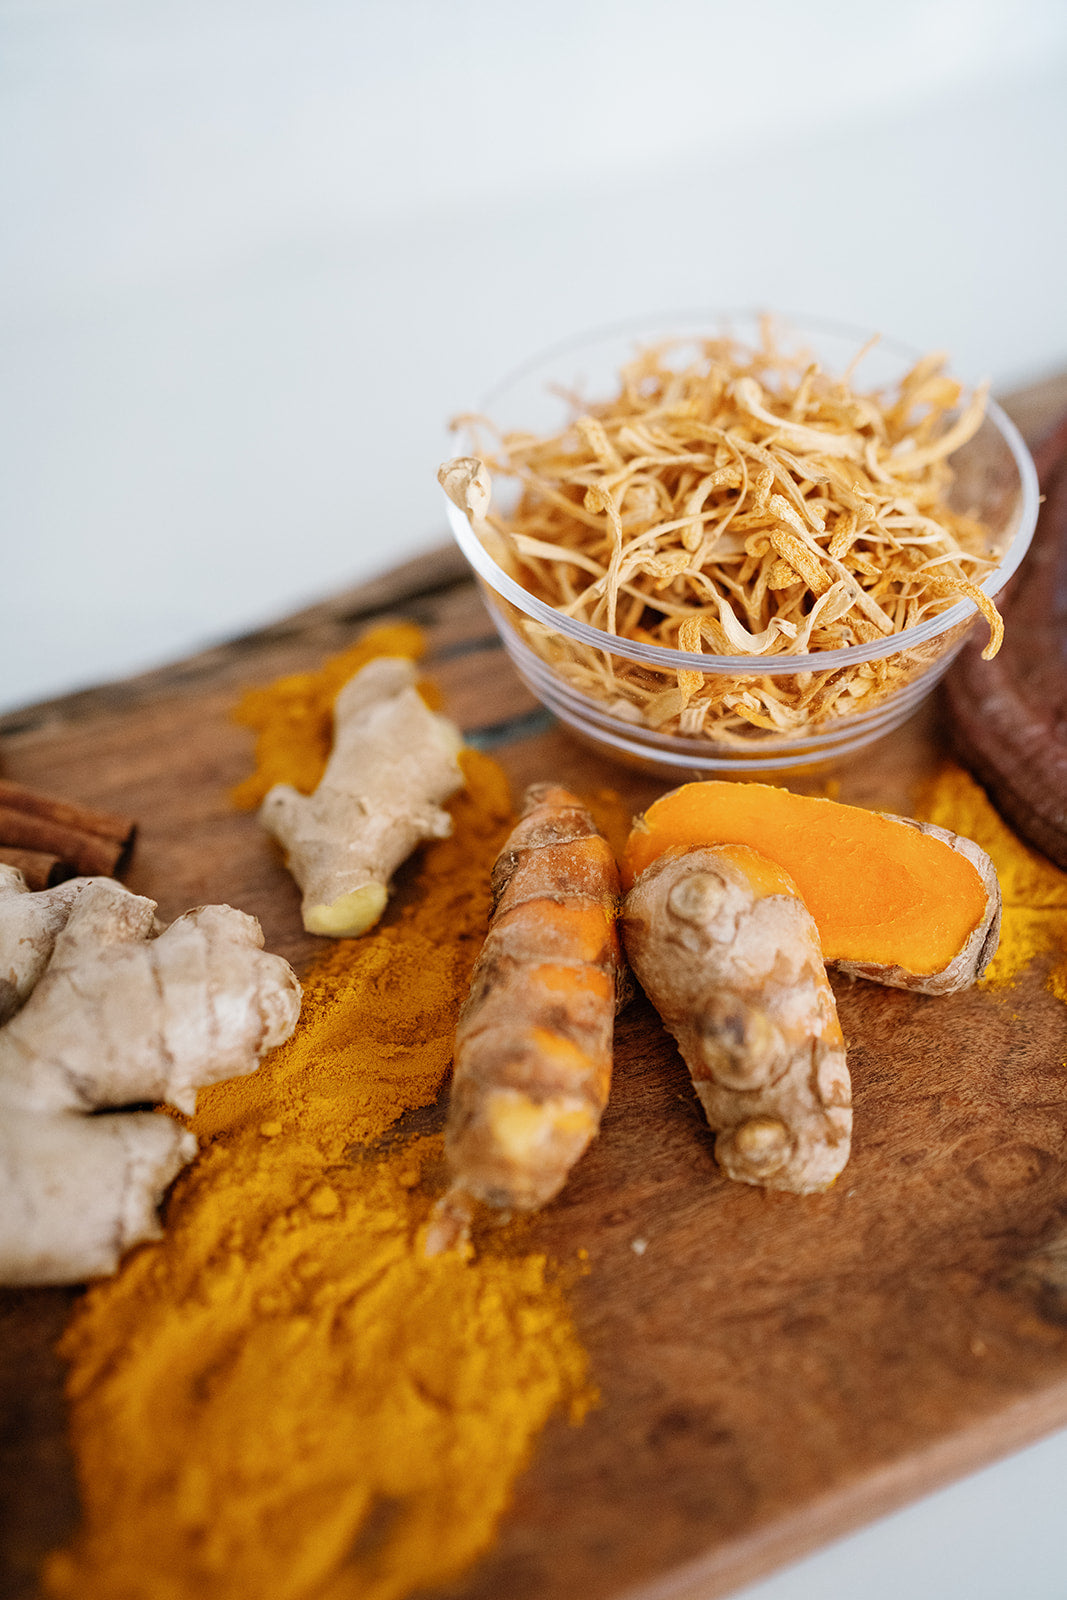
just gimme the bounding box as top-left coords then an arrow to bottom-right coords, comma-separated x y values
0,866 -> 96,1023
260,655 -> 465,937
427,783 -> 624,1253
623,780 -> 1001,994
0,868 -> 301,1285
623,844 -> 851,1194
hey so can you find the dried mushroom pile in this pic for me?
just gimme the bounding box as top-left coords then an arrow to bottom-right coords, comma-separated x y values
445,327 -> 1003,743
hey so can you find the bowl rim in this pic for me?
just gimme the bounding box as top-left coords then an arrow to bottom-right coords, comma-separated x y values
442,309 -> 1040,677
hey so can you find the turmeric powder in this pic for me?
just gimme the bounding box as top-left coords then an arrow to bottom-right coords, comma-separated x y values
44,638 -> 594,1600
916,762 -> 1067,1004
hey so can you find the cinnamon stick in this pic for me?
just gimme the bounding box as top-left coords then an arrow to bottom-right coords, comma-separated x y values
0,780 -> 134,845
0,781 -> 136,880
0,847 -> 74,892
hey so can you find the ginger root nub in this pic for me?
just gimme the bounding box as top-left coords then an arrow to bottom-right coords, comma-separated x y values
260,655 -> 464,938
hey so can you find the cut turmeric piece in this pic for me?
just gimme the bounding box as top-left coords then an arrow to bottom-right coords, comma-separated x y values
622,781 -> 1001,994
623,843 -> 851,1194
425,783 -> 625,1254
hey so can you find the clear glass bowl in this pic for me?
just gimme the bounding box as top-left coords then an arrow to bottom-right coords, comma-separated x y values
442,311 -> 1039,776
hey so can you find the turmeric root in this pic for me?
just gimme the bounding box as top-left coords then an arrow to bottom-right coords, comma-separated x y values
260,655 -> 465,937
623,781 -> 1001,994
426,783 -> 624,1253
623,844 -> 851,1194
0,870 -> 301,1284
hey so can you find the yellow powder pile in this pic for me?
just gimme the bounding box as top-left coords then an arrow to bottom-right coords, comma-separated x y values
917,762 -> 1067,1002
44,642 -> 594,1600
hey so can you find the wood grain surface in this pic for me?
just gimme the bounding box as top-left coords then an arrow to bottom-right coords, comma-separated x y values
2,374 -> 1067,1600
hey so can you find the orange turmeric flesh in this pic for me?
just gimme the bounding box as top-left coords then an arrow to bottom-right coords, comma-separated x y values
704,843 -> 803,902
623,782 -> 990,977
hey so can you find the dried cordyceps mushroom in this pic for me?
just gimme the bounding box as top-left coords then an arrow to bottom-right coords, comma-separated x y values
442,323 -> 1003,744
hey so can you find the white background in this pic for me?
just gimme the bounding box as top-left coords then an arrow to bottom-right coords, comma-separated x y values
4,0 -> 1067,713
3,2 -> 1067,1594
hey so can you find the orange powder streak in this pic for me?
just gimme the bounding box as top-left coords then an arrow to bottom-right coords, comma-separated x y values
916,762 -> 1067,1002
44,640 -> 595,1600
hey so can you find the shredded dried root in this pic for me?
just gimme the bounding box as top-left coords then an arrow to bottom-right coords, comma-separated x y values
444,323 -> 1002,743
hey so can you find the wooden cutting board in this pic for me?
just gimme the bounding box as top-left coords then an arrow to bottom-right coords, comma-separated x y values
3,375 -> 1067,1600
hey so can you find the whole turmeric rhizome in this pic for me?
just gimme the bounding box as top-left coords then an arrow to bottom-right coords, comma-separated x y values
427,783 -> 625,1253
429,774 -> 1001,1231
620,781 -> 1001,1195
624,843 -> 852,1194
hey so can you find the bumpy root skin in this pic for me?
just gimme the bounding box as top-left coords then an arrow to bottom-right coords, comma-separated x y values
260,656 -> 465,938
0,873 -> 302,1285
426,784 -> 624,1254
623,845 -> 851,1195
